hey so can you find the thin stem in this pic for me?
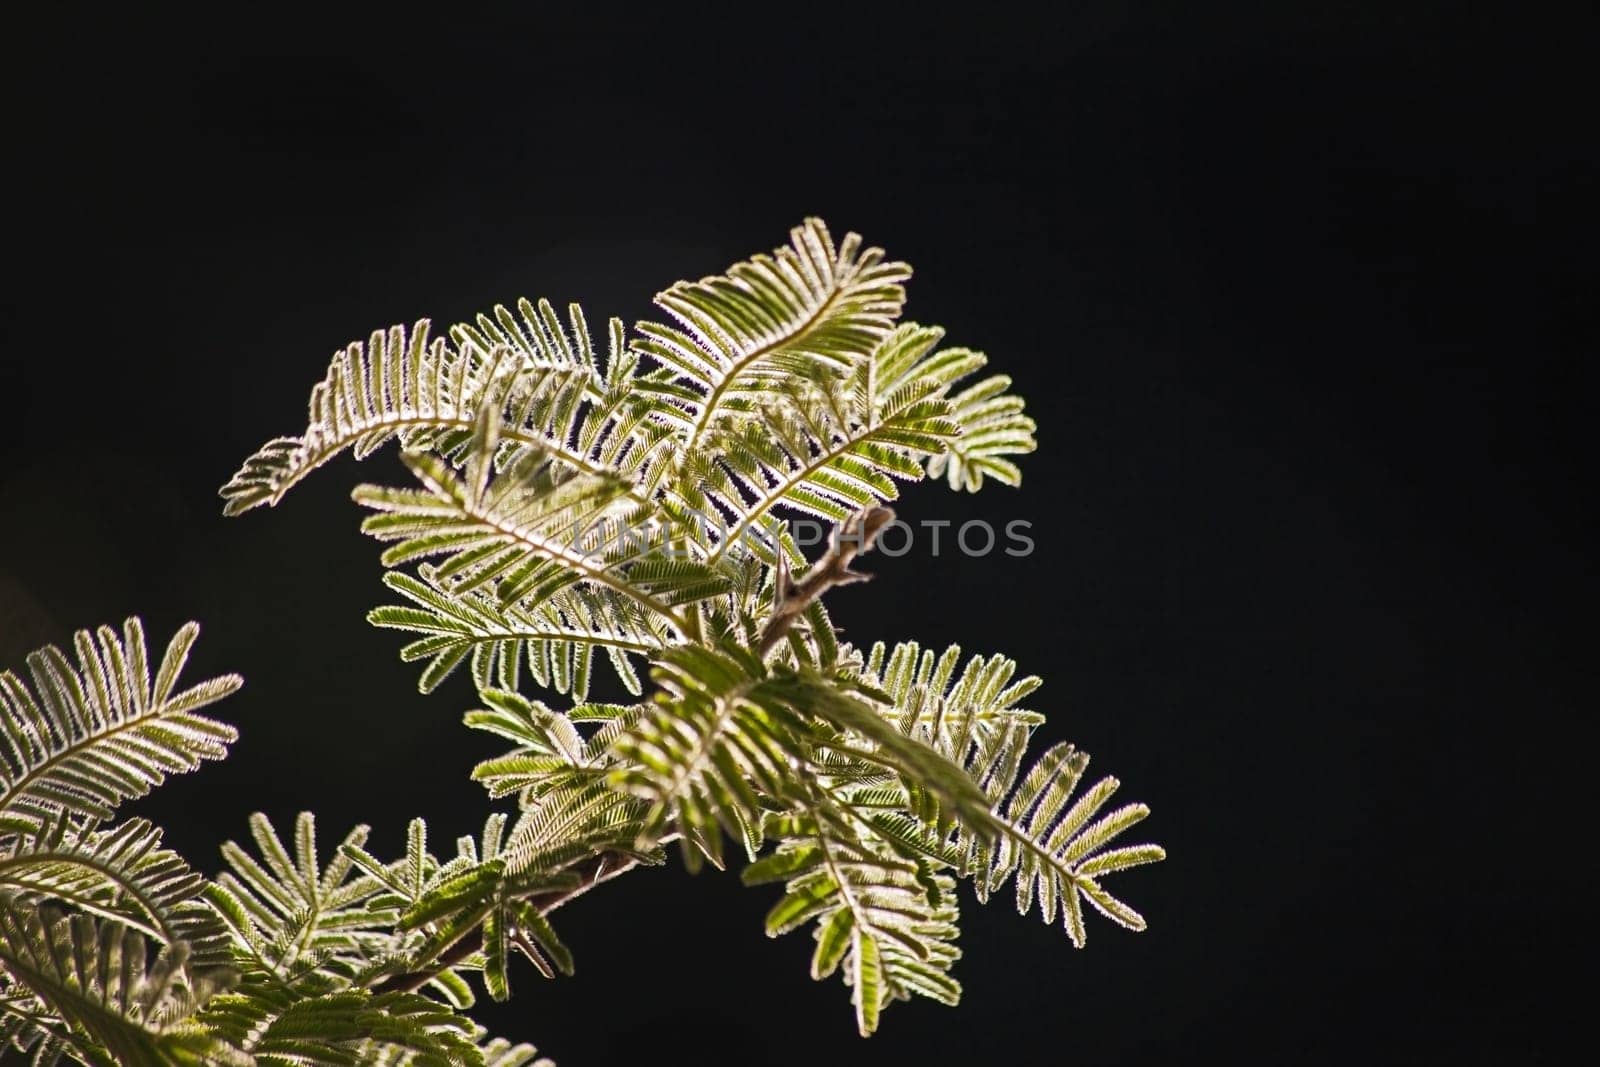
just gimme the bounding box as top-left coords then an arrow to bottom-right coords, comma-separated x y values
756,507 -> 895,658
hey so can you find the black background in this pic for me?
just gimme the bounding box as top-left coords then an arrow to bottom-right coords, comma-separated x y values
2,7 -> 1590,1064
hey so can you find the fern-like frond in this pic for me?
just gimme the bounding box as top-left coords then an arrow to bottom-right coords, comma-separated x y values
360,813 -> 590,1003
354,446 -> 726,641
204,818 -> 508,1061
607,646 -> 993,872
500,782 -> 652,889
457,695 -> 656,996
607,645 -> 816,869
208,813 -> 392,991
868,324 -> 1037,491
963,743 -> 1164,945
341,810 -> 622,1004
198,986 -> 481,1067
368,569 -> 654,701
680,322 -> 1033,567
1,985 -> 76,1067
743,805 -> 960,1037
367,1031 -> 552,1067
0,902 -> 239,1067
633,218 -> 912,451
449,296 -> 601,372
926,370 -> 1037,491
691,328 -> 960,560
464,692 -> 639,804
860,640 -> 1043,775
221,302 -> 680,518
221,319 -> 492,516
0,619 -> 240,826
437,301 -> 681,501
0,817 -> 231,972
853,642 -> 1163,947
333,819 -> 485,1009
336,820 -> 438,920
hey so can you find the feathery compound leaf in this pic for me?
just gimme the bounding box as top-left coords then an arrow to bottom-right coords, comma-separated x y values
199,987 -> 484,1067
500,779 -> 653,882
464,691 -> 636,804
607,646 -> 830,869
354,446 -> 724,642
860,641 -> 1044,797
448,294 -> 604,376
868,325 -> 1036,491
444,301 -> 682,502
0,619 -> 240,825
222,302 -> 680,518
0,818 -> 232,972
221,319 -> 488,516
854,644 -> 1164,946
635,218 -> 912,451
0,902 -> 239,1067
744,806 -> 961,1037
775,670 -> 997,832
0,985 -> 80,1067
366,1032 -> 553,1067
926,371 -> 1037,491
211,813 -> 393,990
369,569 -> 656,701
692,326 -> 971,563
608,647 -> 991,873
339,811 -> 599,1005
978,745 -> 1164,945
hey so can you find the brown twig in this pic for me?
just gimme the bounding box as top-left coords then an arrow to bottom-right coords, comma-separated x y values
756,506 -> 895,658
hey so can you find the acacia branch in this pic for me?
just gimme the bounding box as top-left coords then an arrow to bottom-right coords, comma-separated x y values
757,506 -> 895,658
369,849 -> 638,995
